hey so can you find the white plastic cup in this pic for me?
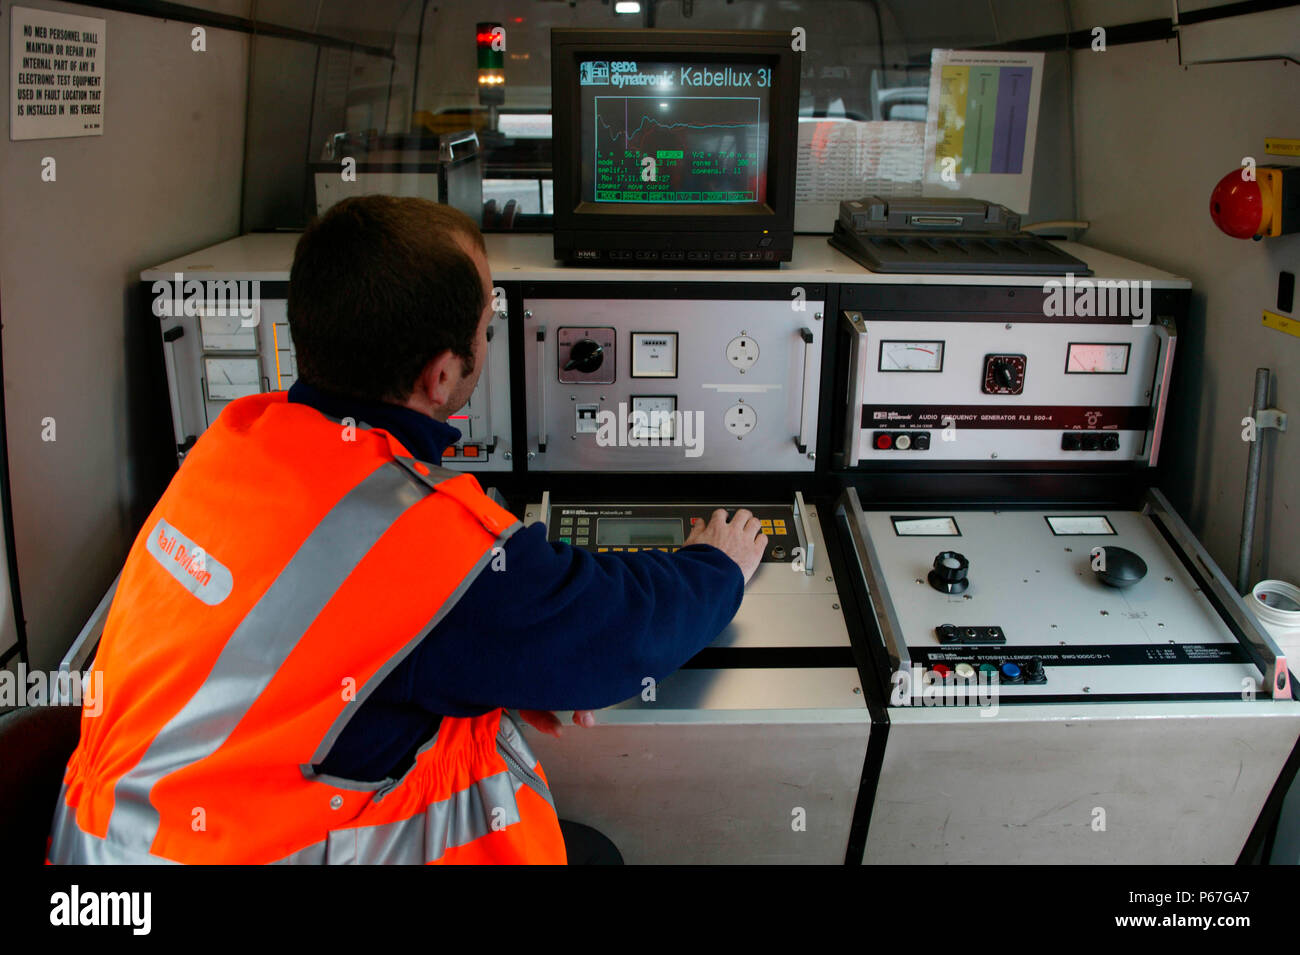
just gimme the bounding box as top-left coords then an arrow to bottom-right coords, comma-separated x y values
1245,580 -> 1300,660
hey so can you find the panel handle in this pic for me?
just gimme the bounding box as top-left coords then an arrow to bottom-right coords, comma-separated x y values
535,327 -> 548,453
793,327 -> 815,455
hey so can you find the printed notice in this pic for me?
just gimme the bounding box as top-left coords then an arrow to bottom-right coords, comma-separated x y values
10,6 -> 105,140
922,49 -> 1042,214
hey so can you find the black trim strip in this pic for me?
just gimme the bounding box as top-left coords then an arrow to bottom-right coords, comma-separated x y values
680,647 -> 856,669
1180,0 -> 1300,26
0,296 -> 29,669
57,1 -> 394,58
969,1 -> 1300,54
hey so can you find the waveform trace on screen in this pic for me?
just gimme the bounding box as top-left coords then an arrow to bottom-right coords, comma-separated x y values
593,95 -> 762,202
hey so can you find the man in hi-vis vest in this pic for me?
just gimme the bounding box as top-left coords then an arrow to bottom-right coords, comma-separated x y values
48,196 -> 766,864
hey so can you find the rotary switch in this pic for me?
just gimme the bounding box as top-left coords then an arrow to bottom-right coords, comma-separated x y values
928,551 -> 970,595
564,338 -> 605,374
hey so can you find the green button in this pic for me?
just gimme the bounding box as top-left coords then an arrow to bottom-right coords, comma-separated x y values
978,663 -> 997,674
558,536 -> 571,544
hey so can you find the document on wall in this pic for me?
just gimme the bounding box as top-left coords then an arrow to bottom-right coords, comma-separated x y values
10,5 -> 105,140
922,49 -> 1042,214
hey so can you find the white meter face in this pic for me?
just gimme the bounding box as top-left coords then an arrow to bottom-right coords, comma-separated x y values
892,516 -> 960,536
631,332 -> 678,378
1066,343 -> 1130,374
880,340 -> 944,372
630,395 -> 676,440
205,357 -> 262,400
199,313 -> 258,352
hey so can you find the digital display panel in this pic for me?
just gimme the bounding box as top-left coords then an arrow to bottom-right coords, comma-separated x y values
596,518 -> 685,546
577,59 -> 771,204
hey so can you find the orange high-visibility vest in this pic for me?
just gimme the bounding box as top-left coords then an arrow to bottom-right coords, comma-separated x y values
49,392 -> 567,864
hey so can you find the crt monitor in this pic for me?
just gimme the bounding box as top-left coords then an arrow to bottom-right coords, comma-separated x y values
550,29 -> 801,267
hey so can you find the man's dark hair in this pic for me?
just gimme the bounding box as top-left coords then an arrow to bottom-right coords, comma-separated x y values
288,196 -> 487,403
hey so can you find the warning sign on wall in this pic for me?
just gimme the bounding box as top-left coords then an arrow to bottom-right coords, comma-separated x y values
9,6 -> 105,140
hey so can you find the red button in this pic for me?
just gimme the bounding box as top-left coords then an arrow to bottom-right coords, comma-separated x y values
461,445 -> 480,458
444,446 -> 458,457
931,664 -> 952,678
875,433 -> 893,450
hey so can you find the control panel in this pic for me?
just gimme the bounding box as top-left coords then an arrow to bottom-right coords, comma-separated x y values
840,491 -> 1276,701
523,292 -> 824,471
155,294 -> 512,471
840,312 -> 1174,465
525,495 -> 849,653
543,503 -> 804,564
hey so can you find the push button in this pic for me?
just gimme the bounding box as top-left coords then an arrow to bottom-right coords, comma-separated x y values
461,445 -> 480,458
1000,662 -> 1023,684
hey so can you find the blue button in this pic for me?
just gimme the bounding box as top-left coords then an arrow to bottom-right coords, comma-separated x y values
1000,662 -> 1022,680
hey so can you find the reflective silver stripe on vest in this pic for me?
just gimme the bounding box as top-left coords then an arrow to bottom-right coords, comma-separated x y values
48,785 -> 178,864
303,518 -> 522,774
102,461 -> 449,856
275,716 -> 553,864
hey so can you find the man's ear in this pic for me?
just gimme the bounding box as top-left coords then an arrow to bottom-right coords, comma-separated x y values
410,350 -> 459,414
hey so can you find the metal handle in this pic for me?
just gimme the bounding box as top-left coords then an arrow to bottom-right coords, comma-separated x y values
794,327 -> 815,455
1144,487 -> 1291,700
438,131 -> 480,163
160,325 -> 192,455
1143,317 -> 1176,467
535,327 -> 548,453
837,487 -> 910,674
840,312 -> 870,466
479,324 -> 495,451
58,573 -> 119,681
792,491 -> 816,575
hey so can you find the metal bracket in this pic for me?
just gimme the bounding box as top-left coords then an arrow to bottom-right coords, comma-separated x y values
1256,408 -> 1288,432
793,491 -> 816,575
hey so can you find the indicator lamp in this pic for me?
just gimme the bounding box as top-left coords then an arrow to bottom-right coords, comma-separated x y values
476,22 -> 505,107
1210,164 -> 1299,239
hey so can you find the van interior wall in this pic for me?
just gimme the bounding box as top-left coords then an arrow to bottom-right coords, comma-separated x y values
1067,3 -> 1300,590
0,0 -> 248,670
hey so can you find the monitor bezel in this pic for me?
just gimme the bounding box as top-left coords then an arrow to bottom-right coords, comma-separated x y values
551,29 -> 801,235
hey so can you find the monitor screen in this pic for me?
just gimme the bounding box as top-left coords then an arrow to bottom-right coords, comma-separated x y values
576,59 -> 771,206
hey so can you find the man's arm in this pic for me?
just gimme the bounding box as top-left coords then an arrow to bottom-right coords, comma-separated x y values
402,521 -> 747,713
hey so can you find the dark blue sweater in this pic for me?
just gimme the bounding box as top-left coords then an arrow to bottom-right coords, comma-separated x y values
287,381 -> 744,781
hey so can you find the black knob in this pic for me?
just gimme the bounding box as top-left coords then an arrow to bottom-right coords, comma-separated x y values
928,551 -> 970,594
1101,433 -> 1120,451
992,361 -> 1015,389
564,338 -> 604,373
